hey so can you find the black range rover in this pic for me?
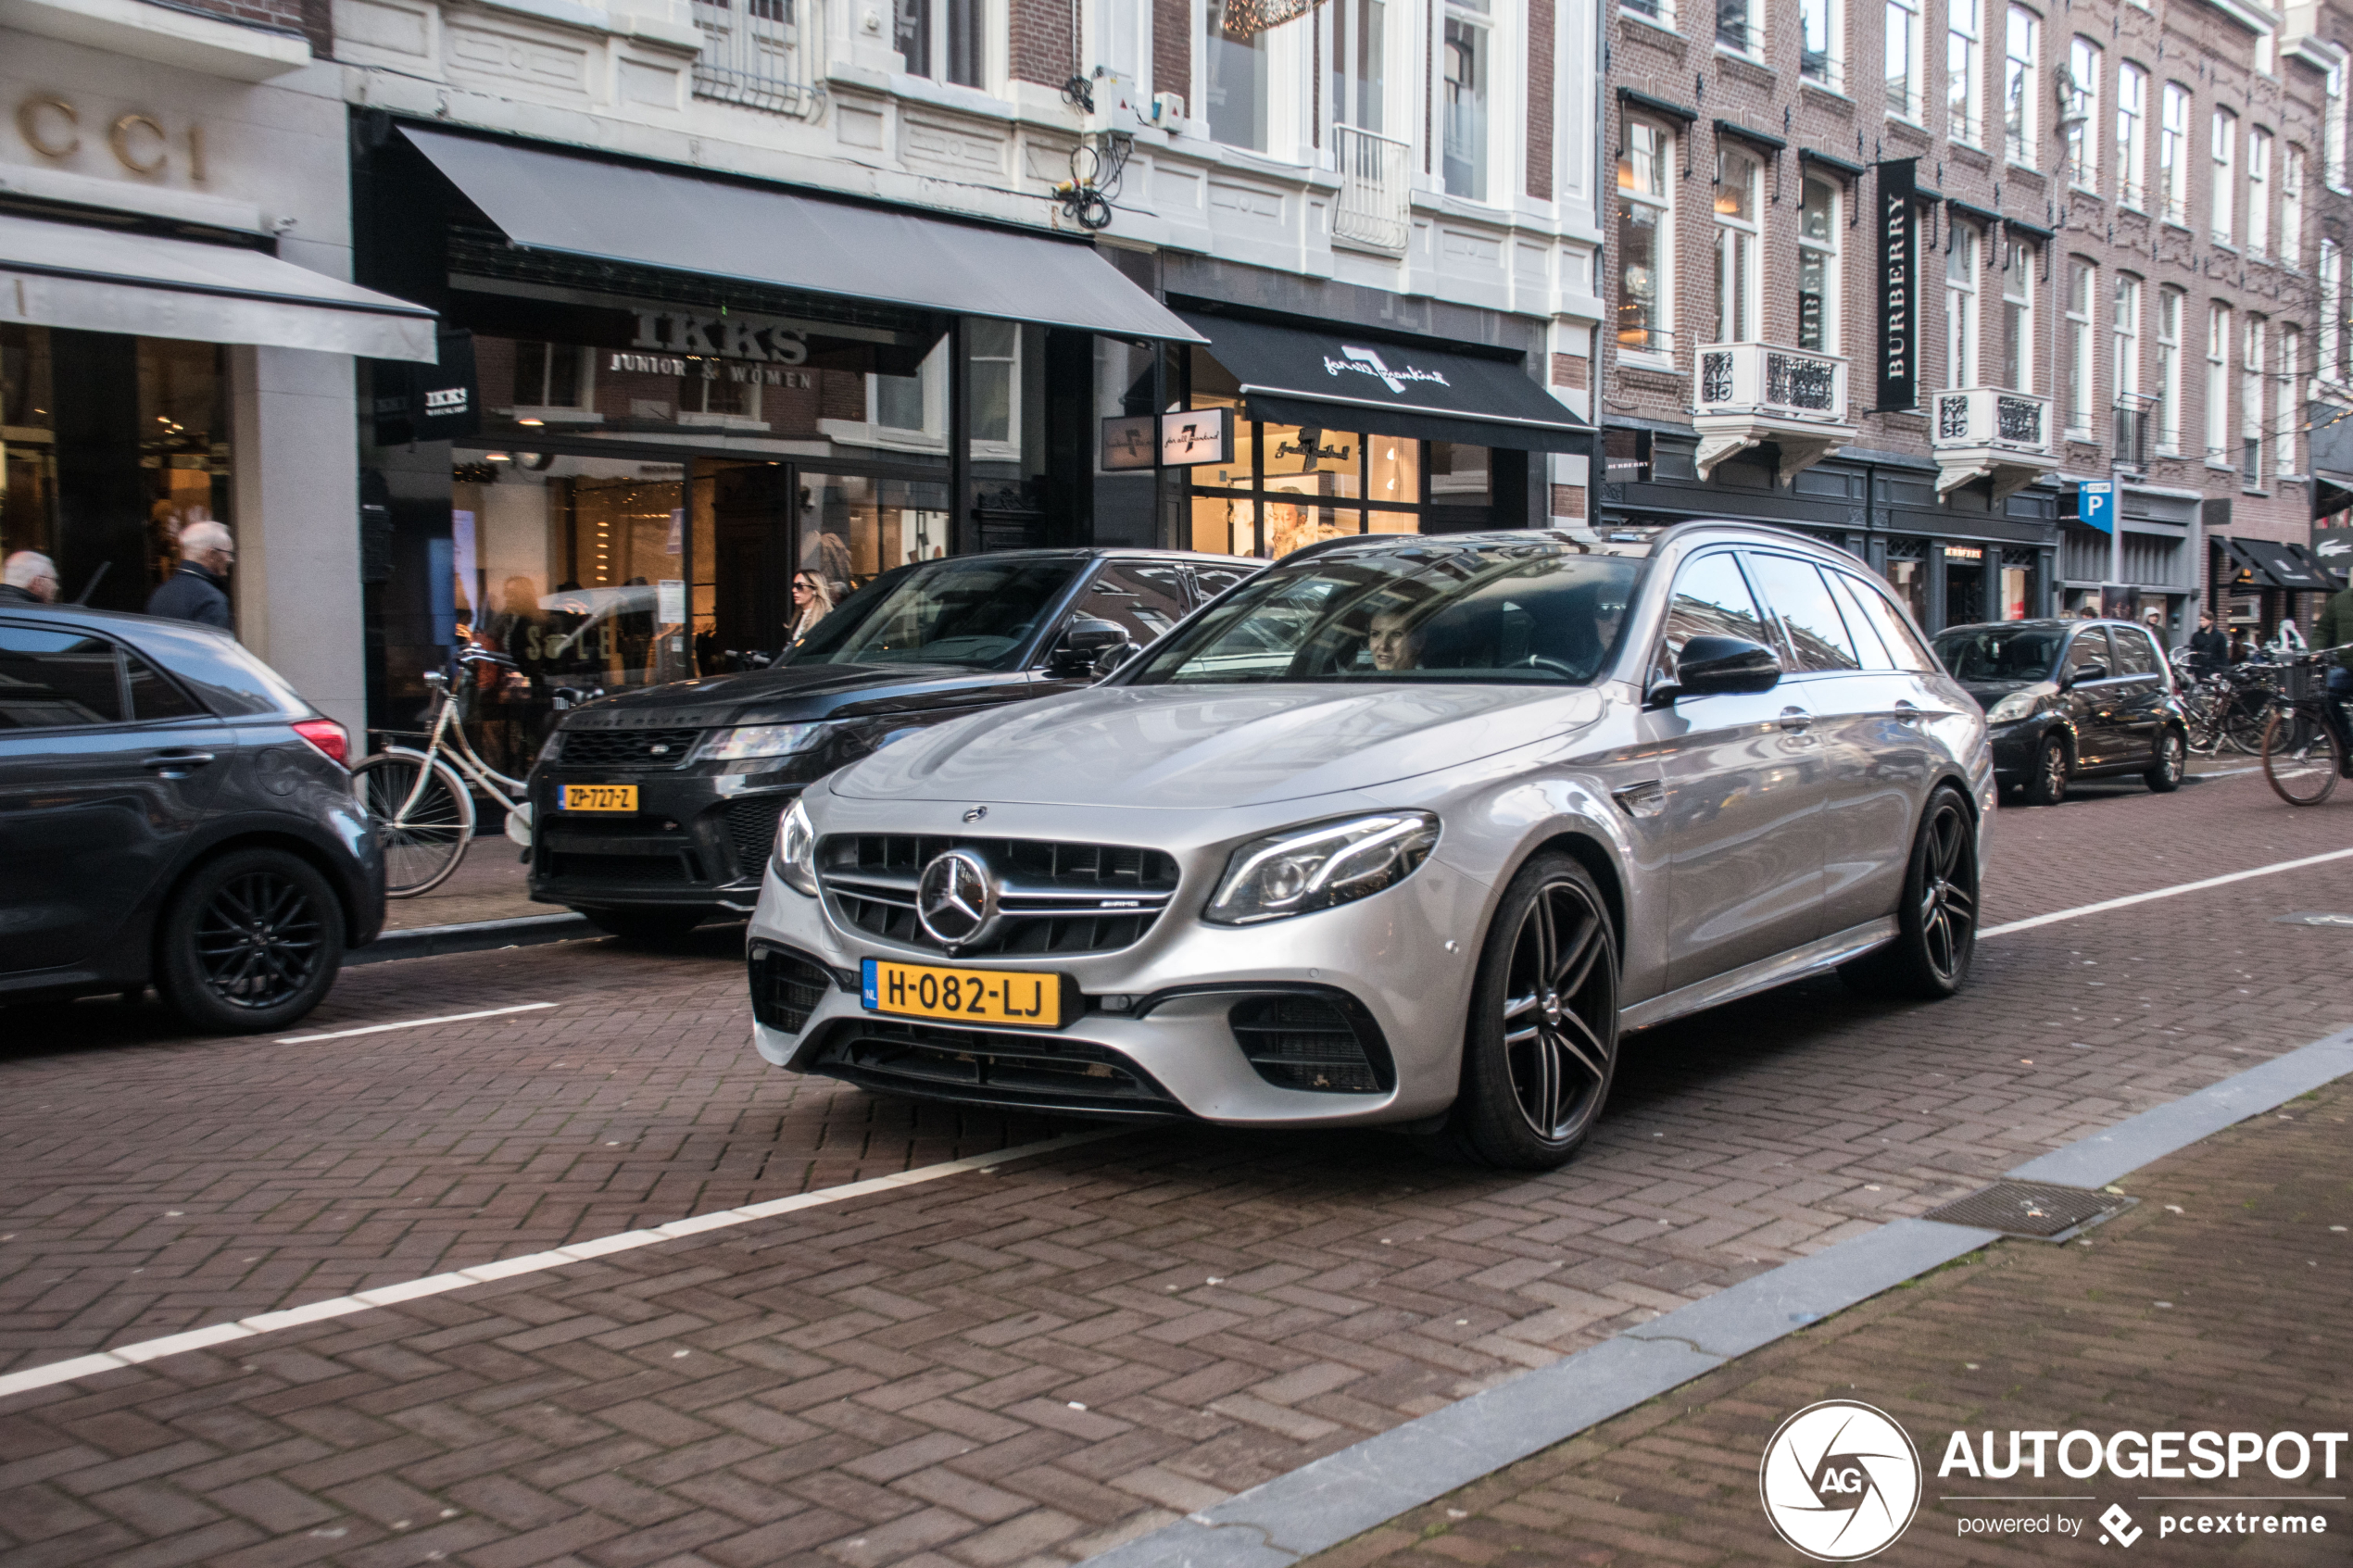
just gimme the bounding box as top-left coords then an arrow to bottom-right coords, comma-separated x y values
527,548 -> 1256,940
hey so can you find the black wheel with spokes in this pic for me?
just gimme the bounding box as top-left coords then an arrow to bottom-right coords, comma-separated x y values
2260,710 -> 2342,807
1434,853 -> 1619,1171
1841,787 -> 1979,1001
2021,732 -> 2070,806
155,848 -> 346,1033
2144,726 -> 2185,793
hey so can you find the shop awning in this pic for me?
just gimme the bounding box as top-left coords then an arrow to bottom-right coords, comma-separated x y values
0,213 -> 438,361
402,128 -> 1202,344
1177,311 -> 1592,453
2290,539 -> 2347,589
2217,535 -> 2337,593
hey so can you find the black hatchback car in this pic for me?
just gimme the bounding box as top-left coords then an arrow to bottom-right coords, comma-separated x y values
0,607 -> 384,1032
1931,618 -> 2189,803
527,548 -> 1256,939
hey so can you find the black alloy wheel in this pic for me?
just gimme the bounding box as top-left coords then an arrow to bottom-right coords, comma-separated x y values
1841,788 -> 1979,1000
2022,733 -> 2070,806
156,848 -> 345,1034
1436,854 -> 1619,1171
2144,728 -> 2186,793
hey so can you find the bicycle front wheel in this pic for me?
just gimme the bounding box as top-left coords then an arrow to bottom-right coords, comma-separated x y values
352,751 -> 476,895
2223,692 -> 2273,754
2260,709 -> 2343,807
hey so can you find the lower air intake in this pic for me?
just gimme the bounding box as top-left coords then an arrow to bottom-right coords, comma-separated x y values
1228,993 -> 1393,1094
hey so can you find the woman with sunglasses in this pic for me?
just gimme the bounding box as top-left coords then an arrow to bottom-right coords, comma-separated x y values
788,571 -> 836,646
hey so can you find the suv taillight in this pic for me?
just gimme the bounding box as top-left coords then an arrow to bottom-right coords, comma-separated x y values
292,718 -> 348,767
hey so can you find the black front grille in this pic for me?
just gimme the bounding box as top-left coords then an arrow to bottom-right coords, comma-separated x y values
749,944 -> 841,1035
540,817 -> 707,885
557,727 -> 702,770
727,796 -> 791,878
1229,993 -> 1393,1095
807,1017 -> 1183,1115
819,835 -> 1180,956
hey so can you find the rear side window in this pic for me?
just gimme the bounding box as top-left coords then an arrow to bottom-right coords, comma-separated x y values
1087,561 -> 1191,644
2071,627 -> 2118,676
1659,552 -> 1772,669
2110,627 -> 2159,676
0,625 -> 126,728
125,649 -> 208,720
1744,554 -> 1861,672
1832,572 -> 1939,672
1189,564 -> 1256,603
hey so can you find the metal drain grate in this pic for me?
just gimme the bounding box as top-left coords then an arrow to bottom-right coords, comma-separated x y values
1921,1180 -> 2135,1240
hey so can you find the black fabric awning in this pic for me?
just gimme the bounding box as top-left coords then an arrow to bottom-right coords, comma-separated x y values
402,128 -> 1202,342
2290,540 -> 2347,589
1177,312 -> 1591,453
2218,535 -> 2337,593
2312,468 -> 2353,521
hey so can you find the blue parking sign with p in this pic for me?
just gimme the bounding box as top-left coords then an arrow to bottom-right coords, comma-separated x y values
2080,481 -> 2114,534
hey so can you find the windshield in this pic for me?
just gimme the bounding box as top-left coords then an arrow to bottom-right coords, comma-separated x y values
784,558 -> 1082,670
1932,625 -> 2069,683
1124,541 -> 1642,686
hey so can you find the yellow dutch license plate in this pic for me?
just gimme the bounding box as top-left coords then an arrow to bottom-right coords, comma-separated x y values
561,784 -> 637,812
862,959 -> 1064,1028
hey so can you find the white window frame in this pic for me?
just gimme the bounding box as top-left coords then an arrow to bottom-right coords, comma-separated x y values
2066,37 -> 2101,191
1620,0 -> 1674,31
510,341 -> 598,420
1717,0 -> 1758,56
2113,272 -> 2142,404
2206,303 -> 2232,466
1617,119 -> 1676,362
1946,222 -> 1981,389
2322,240 -> 2344,385
2160,82 -> 2190,225
2212,107 -> 2236,246
1801,0 -> 1843,92
2064,258 -> 2096,439
2005,6 -> 2038,168
2001,237 -> 2035,392
2277,323 -> 2301,475
2329,63 -> 2348,192
2155,286 -> 2183,453
1798,175 -> 1841,351
2281,145 -> 2304,271
2246,127 -> 2271,260
1714,144 -> 1764,344
1887,0 -> 1923,121
1947,0 -> 1982,145
2241,314 -> 2267,484
2116,62 -> 2146,210
1441,0 -> 1494,201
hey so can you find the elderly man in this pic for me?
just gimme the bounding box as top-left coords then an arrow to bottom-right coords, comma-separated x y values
0,549 -> 59,606
146,520 -> 234,630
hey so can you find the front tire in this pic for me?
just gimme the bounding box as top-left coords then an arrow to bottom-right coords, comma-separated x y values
1840,788 -> 1979,1001
155,848 -> 346,1034
2260,712 -> 2342,807
577,905 -> 716,944
2020,732 -> 2070,806
1436,854 -> 1619,1171
2144,727 -> 2185,793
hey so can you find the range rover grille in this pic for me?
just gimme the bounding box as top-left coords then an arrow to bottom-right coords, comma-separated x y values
819,835 -> 1179,957
556,727 -> 702,770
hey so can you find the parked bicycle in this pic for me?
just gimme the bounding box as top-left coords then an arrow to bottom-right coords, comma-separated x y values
350,649 -> 595,896
2259,648 -> 2353,807
2173,652 -> 2284,756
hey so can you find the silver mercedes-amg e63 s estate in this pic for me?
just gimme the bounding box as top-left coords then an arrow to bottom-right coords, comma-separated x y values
744,522 -> 1994,1169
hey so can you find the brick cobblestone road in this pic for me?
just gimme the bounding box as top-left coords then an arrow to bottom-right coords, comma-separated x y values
1302,1077 -> 2353,1567
1,769 -> 2349,1566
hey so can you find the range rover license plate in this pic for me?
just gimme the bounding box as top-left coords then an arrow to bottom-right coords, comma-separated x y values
561,784 -> 637,812
862,959 -> 1064,1028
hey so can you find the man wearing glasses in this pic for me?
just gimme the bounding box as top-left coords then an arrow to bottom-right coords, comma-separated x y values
146,519 -> 236,631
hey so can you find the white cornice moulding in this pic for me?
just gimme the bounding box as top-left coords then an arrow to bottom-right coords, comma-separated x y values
0,159 -> 266,232
0,0 -> 311,80
2191,0 -> 2282,40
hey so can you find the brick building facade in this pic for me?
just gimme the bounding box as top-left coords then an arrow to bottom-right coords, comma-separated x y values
1600,0 -> 2350,640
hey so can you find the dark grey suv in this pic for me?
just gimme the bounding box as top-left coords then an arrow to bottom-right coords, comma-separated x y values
0,608 -> 384,1032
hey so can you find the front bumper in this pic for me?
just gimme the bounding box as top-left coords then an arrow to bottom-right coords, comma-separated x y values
529,769 -> 798,911
1985,719 -> 2052,784
741,803 -> 1490,1129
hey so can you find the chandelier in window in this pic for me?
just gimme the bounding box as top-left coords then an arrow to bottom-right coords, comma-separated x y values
1215,0 -> 1324,40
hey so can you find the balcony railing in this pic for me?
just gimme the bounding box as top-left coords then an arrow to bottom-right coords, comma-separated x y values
692,0 -> 824,117
1694,342 -> 1850,422
1332,125 -> 1413,253
2111,398 -> 2154,470
1931,386 -> 2053,454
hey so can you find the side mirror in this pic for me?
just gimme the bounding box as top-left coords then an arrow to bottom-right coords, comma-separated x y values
1051,617 -> 1127,674
1654,634 -> 1783,704
1092,641 -> 1140,679
2067,661 -> 2108,686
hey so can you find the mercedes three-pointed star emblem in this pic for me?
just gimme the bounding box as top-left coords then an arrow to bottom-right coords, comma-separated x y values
916,848 -> 1000,947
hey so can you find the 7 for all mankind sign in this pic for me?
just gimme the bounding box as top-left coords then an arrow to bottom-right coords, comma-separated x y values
1877,157 -> 1919,413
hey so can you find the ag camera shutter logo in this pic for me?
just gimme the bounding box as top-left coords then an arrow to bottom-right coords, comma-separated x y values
1759,1401 -> 1923,1561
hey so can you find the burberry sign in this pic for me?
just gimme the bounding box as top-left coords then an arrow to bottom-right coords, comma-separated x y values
1876,158 -> 1918,413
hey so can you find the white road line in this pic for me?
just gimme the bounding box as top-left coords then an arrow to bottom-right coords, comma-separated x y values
0,1130 -> 1116,1404
278,1002 -> 560,1043
1982,845 -> 2353,940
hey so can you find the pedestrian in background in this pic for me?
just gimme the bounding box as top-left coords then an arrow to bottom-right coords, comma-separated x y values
0,550 -> 58,606
145,521 -> 234,630
2188,610 -> 2230,674
787,571 -> 835,646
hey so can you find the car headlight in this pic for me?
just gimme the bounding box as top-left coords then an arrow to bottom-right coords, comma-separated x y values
1983,684 -> 2055,724
772,797 -> 818,897
696,721 -> 826,762
1204,811 -> 1440,926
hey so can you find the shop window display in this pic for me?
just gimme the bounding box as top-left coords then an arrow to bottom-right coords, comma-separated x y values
0,325 -> 230,616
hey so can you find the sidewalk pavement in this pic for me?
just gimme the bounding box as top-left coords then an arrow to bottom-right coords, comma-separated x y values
1304,1080 -> 2353,1568
377,843 -> 543,932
